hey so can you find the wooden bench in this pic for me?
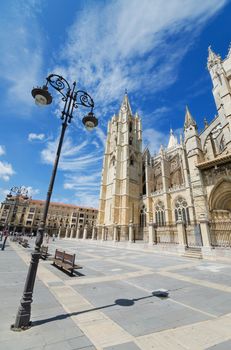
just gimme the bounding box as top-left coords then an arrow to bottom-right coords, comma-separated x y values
52,249 -> 82,275
21,239 -> 29,248
40,245 -> 49,260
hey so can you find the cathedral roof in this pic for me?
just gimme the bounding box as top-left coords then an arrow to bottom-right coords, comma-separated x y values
167,129 -> 178,149
184,106 -> 197,130
119,91 -> 132,116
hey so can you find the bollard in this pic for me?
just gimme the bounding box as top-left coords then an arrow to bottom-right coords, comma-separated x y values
1,235 -> 8,251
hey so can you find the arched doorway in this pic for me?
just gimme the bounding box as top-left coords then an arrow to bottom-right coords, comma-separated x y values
209,179 -> 231,247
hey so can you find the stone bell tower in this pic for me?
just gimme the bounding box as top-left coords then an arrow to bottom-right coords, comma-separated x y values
207,46 -> 231,145
97,93 -> 142,240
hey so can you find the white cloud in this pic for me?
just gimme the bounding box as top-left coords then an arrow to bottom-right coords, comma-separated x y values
28,133 -> 45,142
0,161 -> 15,181
23,186 -> 40,197
0,0 -> 43,114
143,128 -> 169,154
74,192 -> 99,209
95,128 -> 107,146
40,134 -> 98,169
0,145 -> 5,156
40,130 -> 103,208
0,188 -> 11,202
54,0 -> 227,117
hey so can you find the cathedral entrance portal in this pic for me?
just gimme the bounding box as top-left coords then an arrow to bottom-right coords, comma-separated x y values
209,180 -> 231,248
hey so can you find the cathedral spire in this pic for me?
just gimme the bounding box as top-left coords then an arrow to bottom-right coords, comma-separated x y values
207,45 -> 221,69
184,106 -> 197,130
167,129 -> 178,149
119,91 -> 132,116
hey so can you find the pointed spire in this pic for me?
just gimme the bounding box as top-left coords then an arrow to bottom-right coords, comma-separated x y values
207,45 -> 221,69
204,117 -> 209,128
159,144 -> 164,154
184,106 -> 197,130
167,129 -> 178,149
119,92 -> 132,116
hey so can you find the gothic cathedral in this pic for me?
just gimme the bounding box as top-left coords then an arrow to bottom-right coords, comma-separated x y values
97,45 -> 231,258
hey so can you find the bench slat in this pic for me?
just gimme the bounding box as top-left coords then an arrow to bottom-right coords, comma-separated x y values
52,249 -> 81,275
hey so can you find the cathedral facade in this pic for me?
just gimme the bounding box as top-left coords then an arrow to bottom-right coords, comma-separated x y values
97,46 -> 231,258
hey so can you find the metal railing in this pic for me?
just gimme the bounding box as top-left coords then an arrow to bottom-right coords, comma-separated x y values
156,224 -> 178,244
210,221 -> 231,248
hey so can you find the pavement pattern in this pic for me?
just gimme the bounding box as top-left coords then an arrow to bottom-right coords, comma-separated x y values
0,238 -> 231,350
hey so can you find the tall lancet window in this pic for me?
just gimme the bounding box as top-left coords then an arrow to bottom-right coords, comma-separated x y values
174,197 -> 190,225
155,201 -> 165,227
140,205 -> 147,228
129,121 -> 132,132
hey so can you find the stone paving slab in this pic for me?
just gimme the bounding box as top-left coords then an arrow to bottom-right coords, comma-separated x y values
1,239 -> 231,349
104,341 -> 141,349
176,264 -> 231,286
42,259 -> 103,280
73,280 -> 211,336
114,254 -> 191,269
0,246 -> 95,350
207,339 -> 231,349
127,272 -> 231,316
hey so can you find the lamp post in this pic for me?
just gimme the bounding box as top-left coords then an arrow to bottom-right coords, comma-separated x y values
1,186 -> 29,251
11,74 -> 98,330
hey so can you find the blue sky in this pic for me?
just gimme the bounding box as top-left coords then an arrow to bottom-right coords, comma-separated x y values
0,0 -> 230,208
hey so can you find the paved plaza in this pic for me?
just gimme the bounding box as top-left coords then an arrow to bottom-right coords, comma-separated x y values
0,238 -> 231,350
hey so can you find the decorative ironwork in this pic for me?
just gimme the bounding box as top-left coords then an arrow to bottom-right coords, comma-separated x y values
156,224 -> 178,244
46,74 -> 70,98
75,90 -> 94,109
8,186 -> 29,198
12,73 -> 97,331
210,221 -> 231,247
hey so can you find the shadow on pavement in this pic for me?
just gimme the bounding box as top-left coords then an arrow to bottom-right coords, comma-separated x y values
32,292 -> 168,327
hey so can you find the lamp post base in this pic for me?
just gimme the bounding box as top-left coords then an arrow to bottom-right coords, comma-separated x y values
11,321 -> 32,332
11,251 -> 40,331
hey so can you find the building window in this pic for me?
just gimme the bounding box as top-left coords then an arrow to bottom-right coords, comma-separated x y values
174,197 -> 190,225
80,213 -> 84,218
129,137 -> 133,145
155,201 -> 165,227
29,208 -> 35,212
130,156 -> 134,166
219,136 -> 225,152
140,205 -> 147,227
129,121 -> 132,132
28,214 -> 33,219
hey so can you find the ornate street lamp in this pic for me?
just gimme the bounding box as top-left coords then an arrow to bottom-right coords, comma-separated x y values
5,186 -> 29,231
11,74 -> 98,330
1,186 -> 29,251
